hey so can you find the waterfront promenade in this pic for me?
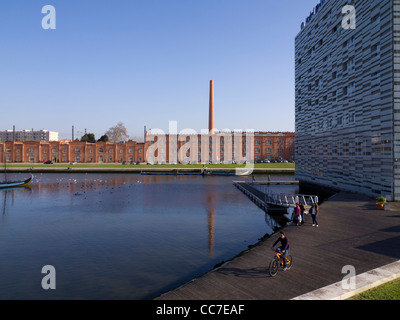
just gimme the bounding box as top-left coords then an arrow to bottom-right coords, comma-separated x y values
5,165 -> 294,175
156,192 -> 400,300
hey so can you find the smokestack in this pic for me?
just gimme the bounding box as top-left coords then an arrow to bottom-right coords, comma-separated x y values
209,80 -> 215,134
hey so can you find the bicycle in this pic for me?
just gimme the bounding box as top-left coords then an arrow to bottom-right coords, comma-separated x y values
269,248 -> 293,277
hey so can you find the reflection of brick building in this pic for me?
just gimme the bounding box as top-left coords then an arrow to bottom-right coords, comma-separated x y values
145,131 -> 295,164
0,141 -> 145,164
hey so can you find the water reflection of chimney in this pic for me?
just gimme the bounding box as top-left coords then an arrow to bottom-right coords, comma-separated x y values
207,193 -> 215,255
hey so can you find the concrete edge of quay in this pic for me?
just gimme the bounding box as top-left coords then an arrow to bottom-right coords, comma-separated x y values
291,260 -> 400,300
5,167 -> 295,175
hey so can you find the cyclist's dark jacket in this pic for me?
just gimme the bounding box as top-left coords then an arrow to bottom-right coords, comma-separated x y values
273,237 -> 290,251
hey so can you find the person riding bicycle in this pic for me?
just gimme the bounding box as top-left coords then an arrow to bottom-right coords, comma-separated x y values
271,231 -> 290,270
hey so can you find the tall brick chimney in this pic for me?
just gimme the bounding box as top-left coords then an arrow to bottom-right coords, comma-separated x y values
209,80 -> 215,134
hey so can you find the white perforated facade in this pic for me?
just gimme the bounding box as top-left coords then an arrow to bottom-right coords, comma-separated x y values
295,0 -> 400,200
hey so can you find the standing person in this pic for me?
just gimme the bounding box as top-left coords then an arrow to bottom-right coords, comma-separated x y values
310,203 -> 319,227
294,203 -> 301,226
271,232 -> 290,270
299,202 -> 305,225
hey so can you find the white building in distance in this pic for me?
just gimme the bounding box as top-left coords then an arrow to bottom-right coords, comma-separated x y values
0,129 -> 59,142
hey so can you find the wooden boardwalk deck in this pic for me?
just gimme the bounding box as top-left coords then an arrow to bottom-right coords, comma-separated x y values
233,181 -> 300,185
155,192 -> 400,300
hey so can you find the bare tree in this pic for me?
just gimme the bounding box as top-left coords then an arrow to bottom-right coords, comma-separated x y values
130,136 -> 144,143
105,122 -> 129,143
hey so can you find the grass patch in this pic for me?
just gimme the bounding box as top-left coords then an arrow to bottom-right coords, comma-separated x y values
348,278 -> 400,300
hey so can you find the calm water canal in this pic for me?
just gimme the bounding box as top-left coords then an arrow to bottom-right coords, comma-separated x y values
0,173 -> 297,300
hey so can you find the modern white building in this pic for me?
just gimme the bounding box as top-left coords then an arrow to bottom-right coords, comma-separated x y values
0,129 -> 59,142
295,0 -> 400,201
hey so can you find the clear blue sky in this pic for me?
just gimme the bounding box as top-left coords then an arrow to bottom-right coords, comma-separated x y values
0,0 -> 319,140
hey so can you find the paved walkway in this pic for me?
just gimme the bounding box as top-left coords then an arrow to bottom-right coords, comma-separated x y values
156,192 -> 400,300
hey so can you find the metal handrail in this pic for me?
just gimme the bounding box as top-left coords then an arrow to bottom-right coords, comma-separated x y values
234,182 -> 319,210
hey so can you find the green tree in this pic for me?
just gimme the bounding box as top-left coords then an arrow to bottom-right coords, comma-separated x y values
97,135 -> 109,142
81,133 -> 96,143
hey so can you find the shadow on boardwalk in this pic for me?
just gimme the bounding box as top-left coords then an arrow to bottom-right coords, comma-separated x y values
155,192 -> 400,300
216,267 -> 269,279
